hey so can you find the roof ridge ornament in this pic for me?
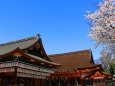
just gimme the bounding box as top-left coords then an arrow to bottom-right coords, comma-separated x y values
36,34 -> 41,38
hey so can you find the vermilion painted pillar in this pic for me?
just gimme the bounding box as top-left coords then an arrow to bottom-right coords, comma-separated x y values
79,71 -> 82,86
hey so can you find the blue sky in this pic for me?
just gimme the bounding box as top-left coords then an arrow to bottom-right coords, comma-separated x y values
0,0 -> 103,60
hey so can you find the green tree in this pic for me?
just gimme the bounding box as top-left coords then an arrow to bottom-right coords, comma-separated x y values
109,63 -> 115,75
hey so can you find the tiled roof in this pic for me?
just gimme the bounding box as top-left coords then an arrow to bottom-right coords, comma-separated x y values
49,50 -> 100,71
0,34 -> 61,67
0,35 -> 40,55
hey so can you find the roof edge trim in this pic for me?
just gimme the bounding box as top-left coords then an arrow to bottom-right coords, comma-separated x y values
77,64 -> 102,70
49,49 -> 91,57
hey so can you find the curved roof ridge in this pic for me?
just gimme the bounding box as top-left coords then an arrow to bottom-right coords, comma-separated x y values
49,49 -> 91,57
0,34 -> 40,47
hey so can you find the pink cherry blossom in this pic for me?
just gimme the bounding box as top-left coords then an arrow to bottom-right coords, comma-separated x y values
86,0 -> 115,72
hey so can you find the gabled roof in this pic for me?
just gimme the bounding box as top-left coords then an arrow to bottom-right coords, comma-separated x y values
0,34 -> 40,55
49,49 -> 100,71
0,34 -> 61,67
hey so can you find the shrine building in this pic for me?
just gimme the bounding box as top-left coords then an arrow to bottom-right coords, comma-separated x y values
0,35 -> 113,86
0,34 -> 61,86
44,50 -> 113,86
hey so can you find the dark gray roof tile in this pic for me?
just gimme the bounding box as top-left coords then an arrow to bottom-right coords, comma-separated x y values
0,35 -> 39,55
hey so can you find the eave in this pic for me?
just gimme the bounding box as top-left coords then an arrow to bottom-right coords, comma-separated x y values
0,48 -> 61,67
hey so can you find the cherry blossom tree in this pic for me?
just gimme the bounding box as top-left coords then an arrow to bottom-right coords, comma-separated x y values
86,0 -> 115,74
